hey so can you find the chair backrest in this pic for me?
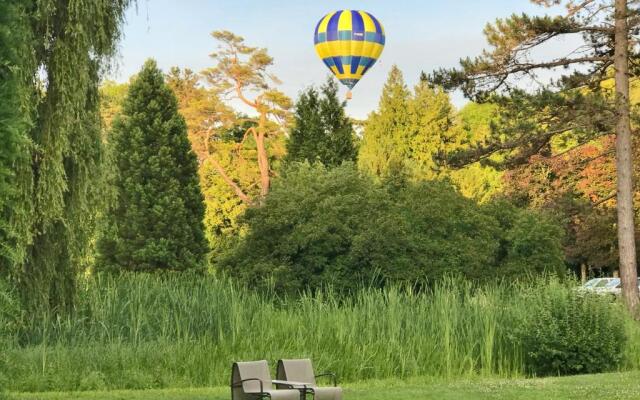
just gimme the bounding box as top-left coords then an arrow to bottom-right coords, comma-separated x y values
276,359 -> 316,386
232,360 -> 273,397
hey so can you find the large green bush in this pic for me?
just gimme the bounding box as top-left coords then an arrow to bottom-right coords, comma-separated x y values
517,285 -> 626,376
220,163 -> 565,292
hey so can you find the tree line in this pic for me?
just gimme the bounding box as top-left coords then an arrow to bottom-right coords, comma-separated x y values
2,1 -> 640,315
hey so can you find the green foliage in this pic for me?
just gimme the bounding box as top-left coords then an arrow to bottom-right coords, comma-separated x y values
100,80 -> 130,130
358,66 -> 412,180
359,66 -> 500,205
0,0 -> 31,269
407,79 -> 456,179
484,200 -> 566,277
286,77 -> 357,166
517,285 -> 626,376
219,162 -> 391,291
3,0 -> 133,313
2,274 -> 639,391
0,277 -> 22,346
97,60 -> 207,271
448,103 -> 503,202
220,163 -> 565,292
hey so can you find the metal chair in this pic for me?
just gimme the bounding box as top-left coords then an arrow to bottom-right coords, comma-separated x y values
276,359 -> 342,400
231,360 -> 303,400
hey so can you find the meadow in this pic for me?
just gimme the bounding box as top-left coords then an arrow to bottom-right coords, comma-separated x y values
7,372 -> 640,400
2,275 -> 639,393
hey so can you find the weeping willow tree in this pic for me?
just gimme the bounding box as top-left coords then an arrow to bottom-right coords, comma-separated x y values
0,0 -> 32,269
2,0 -> 133,313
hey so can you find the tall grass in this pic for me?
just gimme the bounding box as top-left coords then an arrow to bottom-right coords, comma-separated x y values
1,274 -> 638,392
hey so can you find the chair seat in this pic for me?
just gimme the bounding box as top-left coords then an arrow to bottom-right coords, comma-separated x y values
309,386 -> 342,400
259,389 -> 303,400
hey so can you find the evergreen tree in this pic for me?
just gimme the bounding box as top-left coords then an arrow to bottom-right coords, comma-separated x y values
98,60 -> 208,272
286,77 -> 357,166
408,78 -> 456,179
358,65 -> 412,180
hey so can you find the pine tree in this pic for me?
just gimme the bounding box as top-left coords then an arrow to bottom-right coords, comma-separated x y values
202,31 -> 292,202
98,60 -> 208,272
408,78 -> 456,180
286,77 -> 357,167
358,65 -> 412,180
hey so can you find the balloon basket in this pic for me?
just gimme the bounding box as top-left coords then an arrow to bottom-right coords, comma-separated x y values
346,91 -> 353,100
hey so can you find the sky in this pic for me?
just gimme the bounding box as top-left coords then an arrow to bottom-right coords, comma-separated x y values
112,0 -> 569,119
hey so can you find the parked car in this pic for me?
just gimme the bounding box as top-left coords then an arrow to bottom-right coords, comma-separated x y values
578,278 -> 615,292
602,278 -> 640,296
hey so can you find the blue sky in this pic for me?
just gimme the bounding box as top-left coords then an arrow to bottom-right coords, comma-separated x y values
112,0 -> 566,118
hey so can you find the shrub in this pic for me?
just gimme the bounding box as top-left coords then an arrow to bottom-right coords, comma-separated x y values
220,163 -> 566,292
518,285 -> 625,376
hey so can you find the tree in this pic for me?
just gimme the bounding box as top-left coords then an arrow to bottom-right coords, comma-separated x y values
220,163 -> 564,293
100,80 -> 129,131
358,65 -> 412,180
0,0 -> 31,269
407,77 -> 457,179
448,103 -> 503,203
430,0 -> 640,313
97,60 -> 208,272
202,31 -> 292,203
2,0 -> 132,312
165,67 -> 233,164
286,77 -> 357,166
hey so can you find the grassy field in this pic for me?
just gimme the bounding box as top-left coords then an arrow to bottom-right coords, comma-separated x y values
8,371 -> 640,400
2,274 -> 640,392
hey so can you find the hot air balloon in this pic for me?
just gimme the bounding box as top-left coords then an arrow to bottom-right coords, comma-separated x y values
314,10 -> 385,99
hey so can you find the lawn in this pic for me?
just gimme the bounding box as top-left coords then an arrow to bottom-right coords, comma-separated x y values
9,371 -> 640,400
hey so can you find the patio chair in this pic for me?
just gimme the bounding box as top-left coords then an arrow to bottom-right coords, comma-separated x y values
231,360 -> 304,400
276,359 -> 342,400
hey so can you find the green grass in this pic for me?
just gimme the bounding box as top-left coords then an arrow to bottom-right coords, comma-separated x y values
8,371 -> 640,400
1,274 -> 639,392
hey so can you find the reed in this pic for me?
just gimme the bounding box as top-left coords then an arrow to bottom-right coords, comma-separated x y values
1,274 -> 637,392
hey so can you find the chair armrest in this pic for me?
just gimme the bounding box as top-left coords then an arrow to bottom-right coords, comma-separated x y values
231,378 -> 264,393
272,379 -> 309,389
315,372 -> 337,387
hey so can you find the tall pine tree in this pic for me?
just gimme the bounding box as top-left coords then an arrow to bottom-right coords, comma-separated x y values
358,65 -> 412,180
286,77 -> 357,166
408,77 -> 457,180
359,66 -> 462,183
98,60 -> 208,272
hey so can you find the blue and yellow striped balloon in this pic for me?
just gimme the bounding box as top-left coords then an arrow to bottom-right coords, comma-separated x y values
314,10 -> 385,98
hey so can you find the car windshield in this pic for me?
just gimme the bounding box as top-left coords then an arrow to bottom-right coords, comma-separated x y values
605,278 -> 621,288
594,279 -> 612,288
583,279 -> 601,288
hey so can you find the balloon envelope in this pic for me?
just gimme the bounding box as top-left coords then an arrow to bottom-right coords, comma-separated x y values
314,10 -> 385,92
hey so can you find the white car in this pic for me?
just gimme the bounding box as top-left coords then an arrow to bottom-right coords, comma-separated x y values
602,278 -> 640,296
579,278 -> 615,292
